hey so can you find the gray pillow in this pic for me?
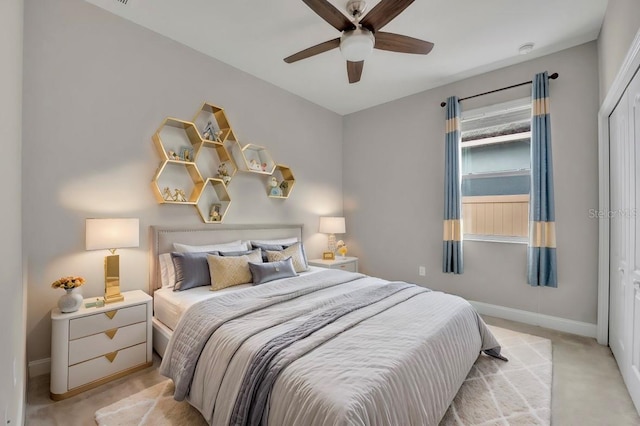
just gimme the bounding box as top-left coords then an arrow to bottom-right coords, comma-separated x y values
248,257 -> 297,285
220,248 -> 261,257
251,243 -> 284,261
171,251 -> 218,291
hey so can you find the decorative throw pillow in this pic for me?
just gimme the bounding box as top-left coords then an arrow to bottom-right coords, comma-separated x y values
173,240 -> 245,253
266,242 -> 308,273
207,249 -> 262,291
171,251 -> 218,291
249,257 -> 297,285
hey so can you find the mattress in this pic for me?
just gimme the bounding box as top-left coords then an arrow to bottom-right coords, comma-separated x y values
153,266 -> 324,331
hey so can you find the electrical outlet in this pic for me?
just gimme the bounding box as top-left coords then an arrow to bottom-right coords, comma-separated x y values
419,266 -> 426,276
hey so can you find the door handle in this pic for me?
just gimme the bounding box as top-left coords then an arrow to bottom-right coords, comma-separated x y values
619,267 -> 625,274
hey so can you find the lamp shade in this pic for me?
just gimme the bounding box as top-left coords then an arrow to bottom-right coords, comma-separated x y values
340,29 -> 374,62
319,217 -> 346,234
86,218 -> 140,250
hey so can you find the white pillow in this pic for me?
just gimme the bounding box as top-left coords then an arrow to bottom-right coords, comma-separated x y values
158,253 -> 176,288
173,240 -> 245,253
250,237 -> 299,246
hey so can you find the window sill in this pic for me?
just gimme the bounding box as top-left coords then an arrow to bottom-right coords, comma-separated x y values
464,235 -> 528,244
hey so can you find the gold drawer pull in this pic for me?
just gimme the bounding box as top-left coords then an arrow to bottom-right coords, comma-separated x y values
105,310 -> 118,320
104,329 -> 118,340
105,351 -> 119,363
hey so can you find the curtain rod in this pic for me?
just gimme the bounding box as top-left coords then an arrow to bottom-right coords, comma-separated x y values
439,72 -> 559,107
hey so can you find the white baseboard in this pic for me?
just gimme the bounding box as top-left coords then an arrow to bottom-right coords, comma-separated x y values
28,358 -> 50,378
470,300 -> 597,339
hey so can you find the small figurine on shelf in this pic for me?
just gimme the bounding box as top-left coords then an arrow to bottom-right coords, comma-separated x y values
174,188 -> 187,202
168,150 -> 180,161
279,180 -> 289,195
336,240 -> 348,258
217,162 -> 231,185
249,159 -> 262,171
209,204 -> 221,222
162,187 -> 174,201
261,162 -> 268,172
180,147 -> 193,162
213,129 -> 224,142
202,121 -> 216,141
269,176 -> 283,197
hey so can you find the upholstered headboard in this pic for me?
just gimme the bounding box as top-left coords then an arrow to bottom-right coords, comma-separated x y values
149,224 -> 304,293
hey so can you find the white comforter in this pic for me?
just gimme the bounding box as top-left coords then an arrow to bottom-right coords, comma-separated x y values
160,270 -> 501,426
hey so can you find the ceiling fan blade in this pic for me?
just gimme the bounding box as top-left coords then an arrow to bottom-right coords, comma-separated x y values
347,61 -> 364,84
302,0 -> 356,32
284,38 -> 341,63
374,32 -> 434,55
360,0 -> 414,32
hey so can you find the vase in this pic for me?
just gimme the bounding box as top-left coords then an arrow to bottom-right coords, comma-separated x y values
58,288 -> 83,313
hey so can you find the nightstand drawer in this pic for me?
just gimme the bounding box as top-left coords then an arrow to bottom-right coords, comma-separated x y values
68,321 -> 147,365
69,304 -> 146,340
68,342 -> 147,390
336,263 -> 357,272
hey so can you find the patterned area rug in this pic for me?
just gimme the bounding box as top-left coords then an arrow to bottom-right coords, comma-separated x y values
95,326 -> 551,426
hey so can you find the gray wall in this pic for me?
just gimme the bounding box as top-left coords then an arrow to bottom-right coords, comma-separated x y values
23,0 -> 344,362
597,0 -> 640,101
0,0 -> 25,422
343,42 -> 600,324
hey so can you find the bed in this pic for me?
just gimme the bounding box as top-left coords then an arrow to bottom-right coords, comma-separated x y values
149,224 -> 504,426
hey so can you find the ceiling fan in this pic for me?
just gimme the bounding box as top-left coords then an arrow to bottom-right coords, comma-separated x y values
284,0 -> 434,84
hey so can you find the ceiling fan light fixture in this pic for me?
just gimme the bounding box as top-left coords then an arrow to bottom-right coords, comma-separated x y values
340,28 -> 374,62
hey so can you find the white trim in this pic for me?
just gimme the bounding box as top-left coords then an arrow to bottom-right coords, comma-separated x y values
464,235 -> 528,244
470,300 -> 597,338
28,358 -> 50,378
597,28 -> 640,346
461,131 -> 531,148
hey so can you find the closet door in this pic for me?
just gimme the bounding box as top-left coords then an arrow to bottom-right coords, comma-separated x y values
628,69 -> 640,408
609,91 -> 629,367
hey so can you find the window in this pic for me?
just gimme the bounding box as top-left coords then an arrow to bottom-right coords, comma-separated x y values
461,98 -> 531,242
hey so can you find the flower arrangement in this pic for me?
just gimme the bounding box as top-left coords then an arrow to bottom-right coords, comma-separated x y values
51,276 -> 86,290
336,240 -> 348,257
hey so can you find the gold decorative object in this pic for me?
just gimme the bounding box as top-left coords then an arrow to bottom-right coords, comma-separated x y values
86,218 -> 139,304
174,188 -> 187,202
323,251 -> 335,260
162,187 -> 173,201
337,240 -> 348,258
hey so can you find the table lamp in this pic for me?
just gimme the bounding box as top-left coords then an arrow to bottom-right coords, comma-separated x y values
319,216 -> 346,254
86,218 -> 139,304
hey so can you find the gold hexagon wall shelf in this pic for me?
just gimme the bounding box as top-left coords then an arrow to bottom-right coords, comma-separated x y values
151,161 -> 204,204
229,140 -> 276,175
192,102 -> 234,144
152,117 -> 202,162
268,164 -> 295,199
194,178 -> 232,223
194,140 -> 237,186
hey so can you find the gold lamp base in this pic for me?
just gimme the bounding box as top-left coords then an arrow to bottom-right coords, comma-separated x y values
104,254 -> 124,304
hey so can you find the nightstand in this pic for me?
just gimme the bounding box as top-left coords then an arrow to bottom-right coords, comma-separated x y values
50,290 -> 152,400
308,256 -> 358,273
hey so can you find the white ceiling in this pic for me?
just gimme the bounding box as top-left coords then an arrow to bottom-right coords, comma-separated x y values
84,0 -> 607,115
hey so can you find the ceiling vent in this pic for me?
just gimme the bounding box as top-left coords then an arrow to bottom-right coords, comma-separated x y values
116,0 -> 128,4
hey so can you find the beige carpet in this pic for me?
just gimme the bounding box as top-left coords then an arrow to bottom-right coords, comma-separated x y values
95,326 -> 551,426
